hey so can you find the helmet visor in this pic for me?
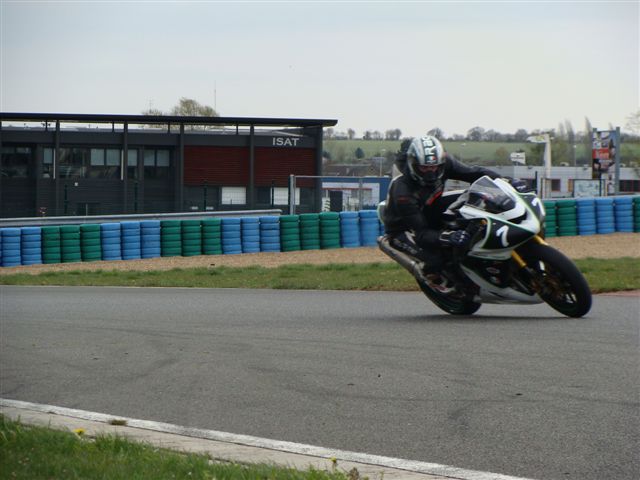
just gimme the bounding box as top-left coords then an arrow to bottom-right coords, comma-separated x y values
416,164 -> 440,174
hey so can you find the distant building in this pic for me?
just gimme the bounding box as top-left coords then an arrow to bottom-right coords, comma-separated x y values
0,112 -> 336,218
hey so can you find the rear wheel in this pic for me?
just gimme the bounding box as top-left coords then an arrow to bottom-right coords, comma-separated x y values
417,278 -> 481,315
517,243 -> 592,317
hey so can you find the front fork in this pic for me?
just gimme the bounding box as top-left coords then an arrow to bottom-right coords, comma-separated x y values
511,235 -> 548,293
511,235 -> 547,267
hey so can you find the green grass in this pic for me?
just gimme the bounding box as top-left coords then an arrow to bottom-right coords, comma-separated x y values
0,258 -> 638,293
0,415 -> 355,480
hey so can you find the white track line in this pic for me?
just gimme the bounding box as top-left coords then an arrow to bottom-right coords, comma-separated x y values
0,398 -> 535,480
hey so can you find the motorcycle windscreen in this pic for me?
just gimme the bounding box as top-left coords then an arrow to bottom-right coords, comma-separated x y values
464,177 -> 516,214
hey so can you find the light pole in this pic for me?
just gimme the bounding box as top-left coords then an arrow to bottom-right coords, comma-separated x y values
527,134 -> 552,198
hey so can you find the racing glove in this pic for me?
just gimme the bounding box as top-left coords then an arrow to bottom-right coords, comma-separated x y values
439,229 -> 471,247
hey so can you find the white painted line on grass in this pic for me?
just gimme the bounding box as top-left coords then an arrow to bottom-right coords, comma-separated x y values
1,398 -> 536,480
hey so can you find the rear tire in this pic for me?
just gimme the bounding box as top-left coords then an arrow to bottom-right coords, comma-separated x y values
517,243 -> 592,318
417,278 -> 481,315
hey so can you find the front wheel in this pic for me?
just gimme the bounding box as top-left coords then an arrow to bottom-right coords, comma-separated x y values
517,242 -> 592,317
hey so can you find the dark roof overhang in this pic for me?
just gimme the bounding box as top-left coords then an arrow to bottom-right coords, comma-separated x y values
0,112 -> 338,128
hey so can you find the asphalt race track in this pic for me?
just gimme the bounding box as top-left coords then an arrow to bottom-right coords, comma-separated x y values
1,286 -> 638,480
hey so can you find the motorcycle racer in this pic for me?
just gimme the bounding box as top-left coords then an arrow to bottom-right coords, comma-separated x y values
380,135 -> 505,293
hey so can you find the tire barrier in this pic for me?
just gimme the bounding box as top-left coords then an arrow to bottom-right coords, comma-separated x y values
80,224 -> 102,262
595,198 -> 615,234
181,219 -> 202,257
300,213 -> 321,250
359,210 -> 380,246
299,213 -> 321,250
240,217 -> 260,254
576,199 -> 596,236
140,220 -> 161,259
339,211 -> 361,248
161,220 -> 182,257
319,212 -> 341,249
555,199 -> 577,237
3,198 -> 639,268
259,216 -> 281,253
614,197 -> 634,233
202,218 -> 222,255
543,201 -> 558,237
101,223 -> 122,261
21,226 -> 43,265
60,225 -> 82,263
1,228 -> 22,267
221,217 -> 242,254
279,215 -> 301,252
41,226 -> 62,264
121,221 -> 142,260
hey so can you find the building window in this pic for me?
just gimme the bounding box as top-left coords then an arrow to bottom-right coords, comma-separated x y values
59,148 -> 88,178
551,179 -> 561,192
87,148 -> 121,179
144,149 -> 171,179
43,148 -> 54,178
221,186 -> 246,205
1,146 -> 31,178
257,187 -> 300,206
127,149 -> 138,179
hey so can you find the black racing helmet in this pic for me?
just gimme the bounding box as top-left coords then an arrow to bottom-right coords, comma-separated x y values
406,136 -> 446,187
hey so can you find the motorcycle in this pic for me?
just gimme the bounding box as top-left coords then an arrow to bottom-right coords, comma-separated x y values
377,176 -> 592,318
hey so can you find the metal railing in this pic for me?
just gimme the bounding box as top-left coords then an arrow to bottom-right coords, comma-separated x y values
0,209 -> 283,228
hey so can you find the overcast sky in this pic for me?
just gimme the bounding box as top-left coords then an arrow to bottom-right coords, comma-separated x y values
1,1 -> 637,138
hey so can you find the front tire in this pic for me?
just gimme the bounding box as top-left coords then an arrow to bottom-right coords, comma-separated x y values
417,278 -> 481,315
517,242 -> 592,318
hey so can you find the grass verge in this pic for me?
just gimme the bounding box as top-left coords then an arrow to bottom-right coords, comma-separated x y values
0,258 -> 638,293
0,415 -> 359,480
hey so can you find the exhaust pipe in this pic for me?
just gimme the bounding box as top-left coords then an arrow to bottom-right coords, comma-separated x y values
377,235 -> 426,281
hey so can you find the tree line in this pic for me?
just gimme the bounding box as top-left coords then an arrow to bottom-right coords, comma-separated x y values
324,115 -> 640,144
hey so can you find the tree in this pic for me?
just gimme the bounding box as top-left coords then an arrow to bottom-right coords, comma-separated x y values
467,126 -> 485,142
514,129 -> 529,142
383,129 -> 402,140
142,107 -> 164,117
347,128 -> 356,140
324,128 -> 334,139
485,129 -> 502,142
565,120 -> 576,144
494,147 -> 510,165
625,110 -> 640,136
142,97 -> 218,130
582,117 -> 593,166
170,97 -> 218,117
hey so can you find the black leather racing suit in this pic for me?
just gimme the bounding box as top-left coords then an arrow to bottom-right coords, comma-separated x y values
382,153 -> 500,273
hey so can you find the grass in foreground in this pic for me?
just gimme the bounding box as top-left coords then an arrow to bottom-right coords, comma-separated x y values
0,415 -> 357,480
0,258 -> 638,293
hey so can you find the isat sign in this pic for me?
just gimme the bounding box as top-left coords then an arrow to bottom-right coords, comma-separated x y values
272,137 -> 301,147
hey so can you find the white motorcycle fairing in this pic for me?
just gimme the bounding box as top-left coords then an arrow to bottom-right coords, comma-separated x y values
460,265 -> 542,304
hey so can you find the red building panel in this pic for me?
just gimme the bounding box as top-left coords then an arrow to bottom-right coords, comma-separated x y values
255,147 -> 316,187
184,146 -> 249,186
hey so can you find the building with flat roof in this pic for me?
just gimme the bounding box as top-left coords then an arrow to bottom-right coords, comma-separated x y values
0,112 -> 337,218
